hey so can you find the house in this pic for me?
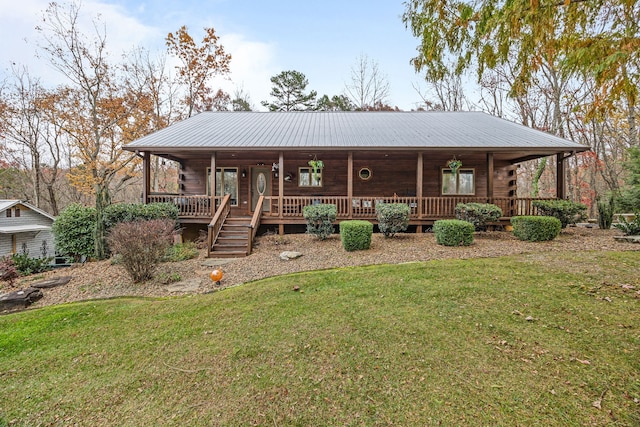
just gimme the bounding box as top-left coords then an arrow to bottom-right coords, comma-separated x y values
0,200 -> 56,258
124,111 -> 589,257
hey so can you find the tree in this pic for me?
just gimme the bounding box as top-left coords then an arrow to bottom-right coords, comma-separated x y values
166,25 -> 232,117
316,94 -> 355,111
402,0 -> 639,146
231,86 -> 253,111
37,2 -> 147,258
261,70 -> 317,111
344,54 -> 391,110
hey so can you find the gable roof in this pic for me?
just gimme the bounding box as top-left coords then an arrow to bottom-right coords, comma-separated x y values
125,111 -> 589,154
0,200 -> 56,221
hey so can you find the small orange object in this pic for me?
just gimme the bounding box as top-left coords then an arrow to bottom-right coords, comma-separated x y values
209,269 -> 223,282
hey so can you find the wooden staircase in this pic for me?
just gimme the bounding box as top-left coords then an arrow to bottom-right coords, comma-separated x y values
210,215 -> 252,258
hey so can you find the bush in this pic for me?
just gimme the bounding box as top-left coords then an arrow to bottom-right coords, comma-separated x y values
106,219 -> 175,282
164,241 -> 199,262
597,195 -> 615,230
340,220 -> 373,251
532,200 -> 587,228
613,211 -> 640,236
511,216 -> 561,241
103,202 -> 179,231
11,252 -> 52,276
376,203 -> 410,237
433,219 -> 474,246
303,204 -> 337,240
455,203 -> 503,231
0,256 -> 19,286
52,203 -> 97,262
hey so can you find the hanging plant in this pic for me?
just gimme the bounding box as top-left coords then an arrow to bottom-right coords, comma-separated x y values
308,158 -> 324,183
447,157 -> 462,175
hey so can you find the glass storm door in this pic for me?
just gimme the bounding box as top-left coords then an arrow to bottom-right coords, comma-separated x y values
251,167 -> 271,212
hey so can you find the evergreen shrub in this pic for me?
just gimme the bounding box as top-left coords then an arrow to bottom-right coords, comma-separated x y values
52,204 -> 97,262
455,203 -> 503,230
376,203 -> 410,237
340,220 -> 373,251
303,204 -> 337,240
433,219 -> 474,246
532,200 -> 587,228
511,216 -> 561,241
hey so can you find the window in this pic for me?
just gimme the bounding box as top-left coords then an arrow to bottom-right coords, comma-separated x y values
14,207 -> 20,217
358,167 -> 372,181
442,168 -> 475,195
298,167 -> 322,187
207,167 -> 238,206
5,209 -> 11,218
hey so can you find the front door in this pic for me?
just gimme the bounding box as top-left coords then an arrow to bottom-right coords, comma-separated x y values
251,167 -> 271,212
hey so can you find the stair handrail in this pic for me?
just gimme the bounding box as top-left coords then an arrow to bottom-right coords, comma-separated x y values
207,194 -> 231,257
247,196 -> 264,255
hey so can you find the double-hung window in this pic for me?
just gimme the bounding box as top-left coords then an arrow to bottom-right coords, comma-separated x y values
442,168 -> 475,195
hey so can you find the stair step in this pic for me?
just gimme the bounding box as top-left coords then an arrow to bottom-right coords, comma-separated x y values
209,250 -> 248,258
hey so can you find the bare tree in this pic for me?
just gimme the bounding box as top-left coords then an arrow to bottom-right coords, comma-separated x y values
344,54 -> 391,110
37,2 -> 147,258
1,67 -> 66,214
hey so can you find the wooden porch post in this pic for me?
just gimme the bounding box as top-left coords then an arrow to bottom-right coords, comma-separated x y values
348,151 -> 353,219
278,151 -> 284,235
416,153 -> 423,232
556,153 -> 566,199
142,151 -> 150,204
486,153 -> 494,201
210,152 -> 216,216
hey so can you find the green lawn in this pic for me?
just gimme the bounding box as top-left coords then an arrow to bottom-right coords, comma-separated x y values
1,251 -> 639,426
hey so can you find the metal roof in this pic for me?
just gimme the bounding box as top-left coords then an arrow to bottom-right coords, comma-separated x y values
125,111 -> 589,153
0,225 -> 51,234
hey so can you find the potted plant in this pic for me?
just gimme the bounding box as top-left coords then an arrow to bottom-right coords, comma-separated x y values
308,158 -> 324,183
447,157 -> 462,175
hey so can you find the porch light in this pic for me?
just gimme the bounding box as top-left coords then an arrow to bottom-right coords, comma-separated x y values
241,169 -> 247,178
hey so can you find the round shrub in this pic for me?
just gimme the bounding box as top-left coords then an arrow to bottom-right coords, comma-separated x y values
511,216 -> 561,241
340,220 -> 373,251
376,203 -> 410,237
455,202 -> 503,231
52,203 -> 97,262
303,204 -> 337,240
433,219 -> 474,246
532,200 -> 587,228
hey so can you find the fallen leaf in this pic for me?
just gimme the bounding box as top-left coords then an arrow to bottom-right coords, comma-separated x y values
576,359 -> 591,365
592,399 -> 601,409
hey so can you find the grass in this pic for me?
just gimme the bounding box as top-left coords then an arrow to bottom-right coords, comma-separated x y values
1,251 -> 639,426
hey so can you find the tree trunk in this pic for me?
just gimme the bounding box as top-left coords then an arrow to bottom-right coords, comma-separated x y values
94,185 -> 111,260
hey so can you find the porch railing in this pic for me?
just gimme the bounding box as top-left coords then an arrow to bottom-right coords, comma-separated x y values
262,196 -> 555,220
247,196 -> 264,255
149,193 -> 219,217
206,194 -> 231,257
154,194 -> 556,221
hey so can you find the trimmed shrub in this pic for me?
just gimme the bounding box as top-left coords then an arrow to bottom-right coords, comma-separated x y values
532,200 -> 587,228
106,219 -> 175,282
511,216 -> 561,241
52,203 -> 97,262
376,203 -> 410,237
103,202 -> 179,231
597,195 -> 615,230
455,203 -> 503,231
340,220 -> 373,251
433,219 -> 474,246
613,211 -> 640,236
303,204 -> 337,240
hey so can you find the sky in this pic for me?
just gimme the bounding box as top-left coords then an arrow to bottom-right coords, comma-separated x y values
0,0 -> 428,111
